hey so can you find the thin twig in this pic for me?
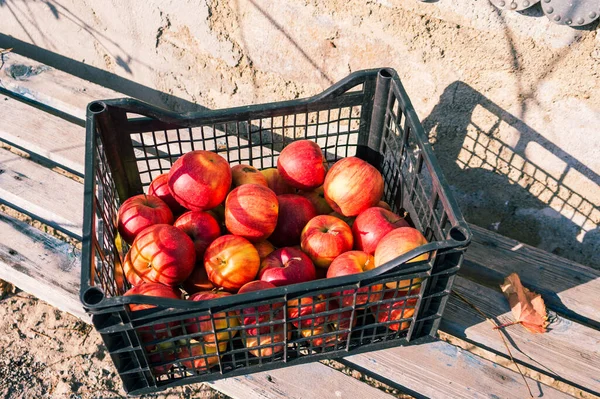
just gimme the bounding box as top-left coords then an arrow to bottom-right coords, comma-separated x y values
452,289 -> 534,399
30,328 -> 53,340
81,326 -> 92,346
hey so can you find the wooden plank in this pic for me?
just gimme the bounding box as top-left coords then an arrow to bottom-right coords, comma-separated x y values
0,52 -> 120,121
208,365 -> 395,399
0,148 -> 83,239
442,277 -> 600,396
0,211 -> 86,320
341,341 -> 573,399
0,96 -> 85,176
462,224 -> 600,329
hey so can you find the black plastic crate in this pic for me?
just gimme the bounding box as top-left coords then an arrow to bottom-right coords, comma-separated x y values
81,68 -> 471,395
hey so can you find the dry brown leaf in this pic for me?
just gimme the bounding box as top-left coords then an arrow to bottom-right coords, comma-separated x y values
500,272 -> 548,333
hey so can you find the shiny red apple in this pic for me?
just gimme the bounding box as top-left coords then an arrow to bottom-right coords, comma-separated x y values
117,194 -> 173,244
352,207 -> 409,255
204,235 -> 260,291
225,184 -> 279,242
148,173 -> 186,215
300,215 -> 353,268
269,194 -> 317,247
277,140 -> 327,190
174,211 -> 221,261
184,291 -> 239,343
370,290 -> 418,332
261,167 -> 295,195
237,280 -> 284,335
231,164 -> 268,188
258,247 -> 316,286
168,150 -> 232,211
326,250 -> 383,307
324,157 -> 384,216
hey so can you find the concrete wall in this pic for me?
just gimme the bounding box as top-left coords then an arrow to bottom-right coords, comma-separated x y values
1,0 -> 598,268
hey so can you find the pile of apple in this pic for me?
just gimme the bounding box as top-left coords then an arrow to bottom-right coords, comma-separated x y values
117,140 -> 428,375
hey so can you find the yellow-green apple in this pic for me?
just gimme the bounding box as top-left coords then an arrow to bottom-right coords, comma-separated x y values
128,224 -> 195,286
326,250 -> 383,307
204,235 -> 260,291
147,341 -> 178,375
324,157 -> 384,216
124,282 -> 182,344
181,265 -> 214,294
253,240 -> 275,261
168,150 -> 231,211
231,164 -> 268,188
329,211 -> 356,228
269,194 -> 317,247
244,326 -> 291,357
300,307 -> 356,348
277,140 -> 327,190
178,339 -> 227,372
237,281 -> 284,335
174,211 -> 221,261
258,247 -> 316,286
374,227 -> 429,290
184,291 -> 239,343
300,215 -> 353,268
261,167 -> 295,195
148,173 -> 186,215
225,184 -> 279,242
287,295 -> 331,329
370,290 -> 418,332
352,207 -> 409,255
298,185 -> 333,215
117,194 -> 174,244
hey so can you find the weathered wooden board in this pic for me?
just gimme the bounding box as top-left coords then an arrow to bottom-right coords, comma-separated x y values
462,224 -> 600,329
209,365 -> 395,399
443,277 -> 600,396
0,212 -> 85,320
340,340 -> 573,399
0,52 -> 120,121
0,96 -> 85,176
0,148 -> 83,239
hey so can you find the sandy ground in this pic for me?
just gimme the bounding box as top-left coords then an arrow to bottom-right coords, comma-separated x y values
0,287 -> 408,399
0,289 -> 228,399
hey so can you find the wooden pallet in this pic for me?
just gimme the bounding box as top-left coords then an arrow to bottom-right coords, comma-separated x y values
1,51 -> 598,399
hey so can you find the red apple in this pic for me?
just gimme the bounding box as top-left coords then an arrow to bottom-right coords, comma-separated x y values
374,227 -> 429,290
300,215 -> 353,268
269,194 -> 317,247
277,140 -> 327,190
122,249 -> 146,286
231,164 -> 268,188
124,282 -> 182,344
324,157 -> 384,216
258,247 -> 316,286
329,212 -> 356,228
370,290 -> 418,332
326,251 -> 383,307
352,207 -> 409,255
261,168 -> 295,195
129,224 -> 196,286
300,307 -> 356,348
244,327 -> 291,358
174,211 -> 221,261
225,184 -> 279,242
204,235 -> 260,291
148,173 -> 186,215
287,295 -> 332,329
168,150 -> 232,211
238,281 -> 284,335
117,194 -> 174,244
298,186 -> 333,215
178,339 -> 227,372
377,201 -> 392,211
184,291 -> 239,343
253,240 -> 275,260
181,265 -> 214,294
